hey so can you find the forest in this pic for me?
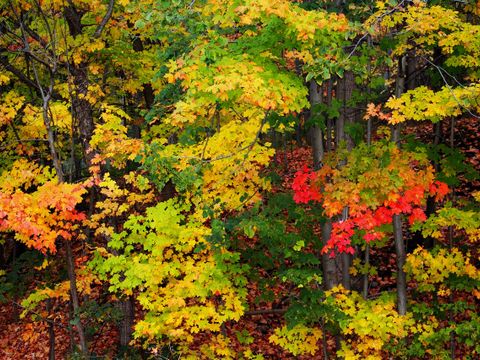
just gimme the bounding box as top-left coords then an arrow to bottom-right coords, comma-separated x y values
0,0 -> 479,359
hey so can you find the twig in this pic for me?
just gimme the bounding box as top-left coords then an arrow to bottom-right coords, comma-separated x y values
345,0 -> 406,61
11,300 -> 70,330
422,56 -> 480,120
243,308 -> 287,316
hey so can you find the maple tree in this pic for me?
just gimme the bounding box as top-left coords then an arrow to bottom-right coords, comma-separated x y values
0,0 -> 479,359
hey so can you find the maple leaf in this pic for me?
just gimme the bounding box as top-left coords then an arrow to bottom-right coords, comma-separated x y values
292,166 -> 321,204
408,208 -> 427,225
429,180 -> 449,200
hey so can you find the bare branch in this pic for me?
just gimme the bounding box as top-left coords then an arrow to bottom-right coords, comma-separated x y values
344,0 -> 406,61
93,0 -> 114,38
0,56 -> 42,93
243,308 -> 287,316
422,56 -> 480,120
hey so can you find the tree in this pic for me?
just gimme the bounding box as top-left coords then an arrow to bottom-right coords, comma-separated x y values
0,0 -> 479,358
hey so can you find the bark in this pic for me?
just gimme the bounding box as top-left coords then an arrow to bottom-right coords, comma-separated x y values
343,71 -> 356,126
321,319 -> 329,360
61,12 -> 99,353
336,71 -> 355,150
433,122 -> 441,159
366,35 -> 373,146
68,301 -> 75,353
117,296 -> 135,348
243,308 -> 287,316
109,214 -> 136,351
308,80 -> 337,291
326,79 -> 333,152
43,107 -> 64,182
320,176 -> 343,360
93,0 -> 114,39
65,241 -> 89,356
272,130 -> 278,163
335,78 -> 345,147
392,56 -> 408,315
0,56 -> 45,96
366,117 -> 372,146
341,207 -> 351,290
363,92 -> 373,283
450,118 -> 455,148
427,123 -> 442,223
448,118 -> 456,359
335,74 -> 354,290
393,214 -> 407,315
64,5 -> 97,168
296,122 -> 303,145
309,80 -> 324,170
410,122 -> 441,251
47,298 -> 55,360
406,50 -> 417,91
362,246 -> 370,299
310,125 -> 323,169
341,254 -> 352,290
321,220 -> 337,290
132,37 -> 155,109
363,37 -> 373,297
70,63 -> 95,166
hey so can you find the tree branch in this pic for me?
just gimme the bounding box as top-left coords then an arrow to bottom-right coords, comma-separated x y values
93,0 -> 114,39
243,308 -> 287,316
0,56 -> 42,93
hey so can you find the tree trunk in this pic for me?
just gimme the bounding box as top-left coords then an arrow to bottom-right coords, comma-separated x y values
363,40 -> 373,298
406,50 -> 417,91
366,35 -> 373,147
412,122 -> 441,251
392,56 -> 408,315
335,73 -> 355,290
362,246 -> 370,299
309,80 -> 324,170
336,71 -> 355,149
64,5 -> 96,168
118,296 -> 135,349
132,37 -> 155,109
321,220 -> 337,290
341,207 -> 351,290
326,79 -> 333,152
35,53 -> 88,356
65,240 -> 89,356
335,78 -> 345,147
308,80 -> 337,291
311,125 -> 324,169
393,214 -> 407,315
47,298 -> 55,360
71,64 -> 95,167
448,118 -> 456,359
